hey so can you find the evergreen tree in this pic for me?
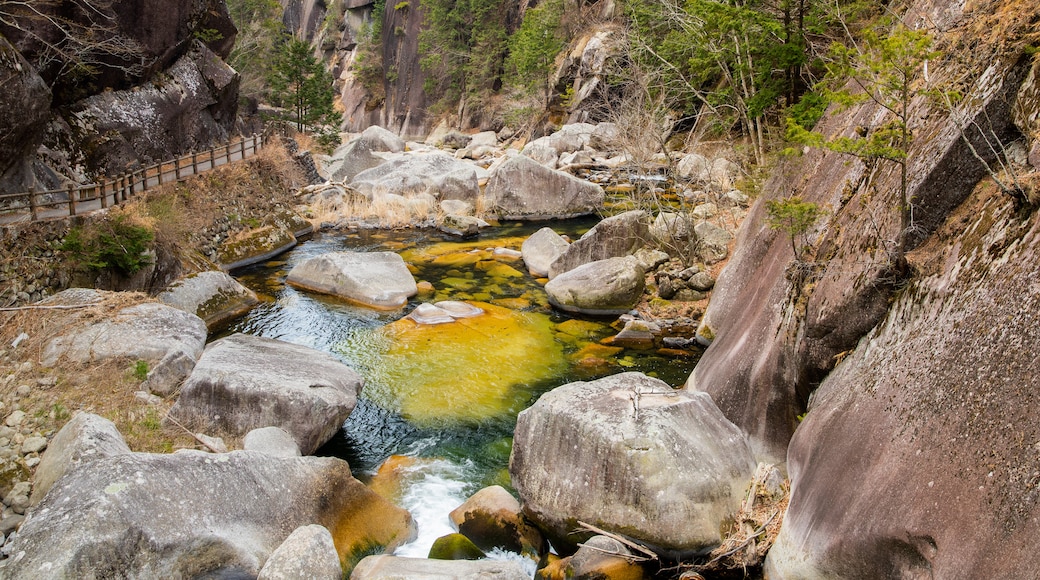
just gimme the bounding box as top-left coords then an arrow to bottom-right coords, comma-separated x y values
505,0 -> 566,107
269,37 -> 342,138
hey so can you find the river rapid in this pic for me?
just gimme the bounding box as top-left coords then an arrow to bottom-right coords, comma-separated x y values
221,218 -> 700,561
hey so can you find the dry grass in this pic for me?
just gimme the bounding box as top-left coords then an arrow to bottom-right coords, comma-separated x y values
1,293 -> 199,454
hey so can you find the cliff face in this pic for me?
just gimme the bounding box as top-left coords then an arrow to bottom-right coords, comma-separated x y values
690,0 -> 1035,461
689,0 -> 1040,574
0,0 -> 240,193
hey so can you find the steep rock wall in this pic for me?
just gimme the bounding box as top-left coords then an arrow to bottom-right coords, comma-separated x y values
0,35 -> 51,195
688,0 -> 1035,461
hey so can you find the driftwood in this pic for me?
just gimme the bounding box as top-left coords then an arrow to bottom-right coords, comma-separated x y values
576,520 -> 660,562
163,413 -> 225,454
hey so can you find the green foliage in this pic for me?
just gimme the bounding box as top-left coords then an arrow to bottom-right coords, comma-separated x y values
132,360 -> 150,381
786,21 -> 938,261
765,196 -> 824,259
60,214 -> 155,276
269,37 -> 342,133
787,91 -> 828,131
192,28 -> 224,43
226,0 -> 283,100
505,0 -> 566,106
419,0 -> 511,114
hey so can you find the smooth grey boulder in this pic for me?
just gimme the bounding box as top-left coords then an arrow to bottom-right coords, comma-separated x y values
2,451 -> 415,578
694,221 -> 733,264
523,123 -> 596,157
350,555 -> 529,580
520,227 -> 570,277
544,256 -> 646,316
520,142 -> 559,168
287,251 -> 417,309
39,290 -> 207,368
484,155 -> 604,220
167,334 -> 363,455
650,212 -> 694,248
158,271 -> 259,330
510,372 -> 756,557
327,126 -> 405,182
243,427 -> 301,458
675,152 -> 711,183
29,413 -> 131,506
589,123 -> 620,152
258,525 -> 342,580
548,210 -> 650,279
350,151 -> 484,202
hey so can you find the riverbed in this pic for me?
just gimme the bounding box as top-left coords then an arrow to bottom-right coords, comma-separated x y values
222,218 -> 700,559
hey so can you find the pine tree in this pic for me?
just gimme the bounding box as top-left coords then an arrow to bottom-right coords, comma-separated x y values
269,37 -> 341,136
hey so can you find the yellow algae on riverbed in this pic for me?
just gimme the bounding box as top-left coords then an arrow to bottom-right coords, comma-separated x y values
357,302 -> 566,424
399,237 -> 528,265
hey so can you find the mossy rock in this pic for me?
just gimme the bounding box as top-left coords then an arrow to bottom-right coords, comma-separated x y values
428,533 -> 486,560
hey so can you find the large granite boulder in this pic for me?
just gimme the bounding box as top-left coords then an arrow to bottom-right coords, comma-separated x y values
0,36 -> 51,196
327,126 -> 406,182
349,151 -> 484,202
216,225 -> 297,271
350,555 -> 529,580
522,123 -> 597,158
548,210 -> 650,279
483,155 -> 604,220
521,227 -> 570,278
510,372 -> 756,557
39,289 -> 207,368
157,270 -> 259,330
167,333 -> 363,455
258,525 -> 342,580
71,41 -> 239,176
544,256 -> 646,316
693,221 -> 733,264
2,451 -> 414,577
287,251 -> 417,309
29,413 -> 131,506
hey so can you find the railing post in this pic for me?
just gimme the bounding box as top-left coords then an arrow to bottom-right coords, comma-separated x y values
209,147 -> 215,170
100,183 -> 107,208
192,152 -> 198,176
28,186 -> 38,221
175,156 -> 181,181
157,163 -> 163,186
68,184 -> 76,216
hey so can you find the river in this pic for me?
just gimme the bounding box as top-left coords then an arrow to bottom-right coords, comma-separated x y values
221,218 -> 700,562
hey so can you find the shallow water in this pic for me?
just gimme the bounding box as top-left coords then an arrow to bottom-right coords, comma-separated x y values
224,219 -> 700,558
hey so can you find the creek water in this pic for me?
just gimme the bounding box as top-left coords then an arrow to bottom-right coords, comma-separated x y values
223,218 -> 700,562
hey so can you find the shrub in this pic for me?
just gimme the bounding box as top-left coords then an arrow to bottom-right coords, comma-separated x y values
60,213 -> 155,276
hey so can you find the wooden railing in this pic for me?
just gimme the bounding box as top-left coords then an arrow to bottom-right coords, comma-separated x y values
0,133 -> 266,224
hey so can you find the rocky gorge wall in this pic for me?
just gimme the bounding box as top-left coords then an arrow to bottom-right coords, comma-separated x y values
687,0 -> 1040,575
0,0 -> 241,195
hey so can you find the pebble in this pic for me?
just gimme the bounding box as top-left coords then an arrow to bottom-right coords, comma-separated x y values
14,385 -> 30,398
134,391 -> 163,406
0,517 -> 22,537
24,457 -> 39,469
4,411 -> 24,428
21,436 -> 46,454
36,377 -> 56,387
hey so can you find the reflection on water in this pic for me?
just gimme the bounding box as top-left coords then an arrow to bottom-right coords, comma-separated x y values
224,219 -> 700,557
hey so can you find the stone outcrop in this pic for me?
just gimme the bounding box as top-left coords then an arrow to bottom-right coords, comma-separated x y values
544,256 -> 646,316
548,210 -> 649,279
167,333 -> 364,455
243,427 -> 302,458
157,270 -> 259,330
350,555 -> 530,580
287,251 -> 417,309
688,0 -> 1033,461
511,372 -> 756,557
216,225 -> 298,271
70,41 -> 240,176
0,36 -> 51,196
484,155 -> 604,220
349,151 -> 485,202
326,126 -> 406,183
765,137 -> 1040,577
2,450 -> 414,577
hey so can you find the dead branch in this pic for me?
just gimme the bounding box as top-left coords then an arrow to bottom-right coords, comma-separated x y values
576,521 -> 660,561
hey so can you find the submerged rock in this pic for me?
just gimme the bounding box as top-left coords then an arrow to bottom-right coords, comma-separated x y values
287,251 -> 417,309
510,372 -> 756,557
2,451 -> 414,578
544,256 -> 646,316
167,333 -> 363,454
158,270 -> 259,330
428,533 -> 486,560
